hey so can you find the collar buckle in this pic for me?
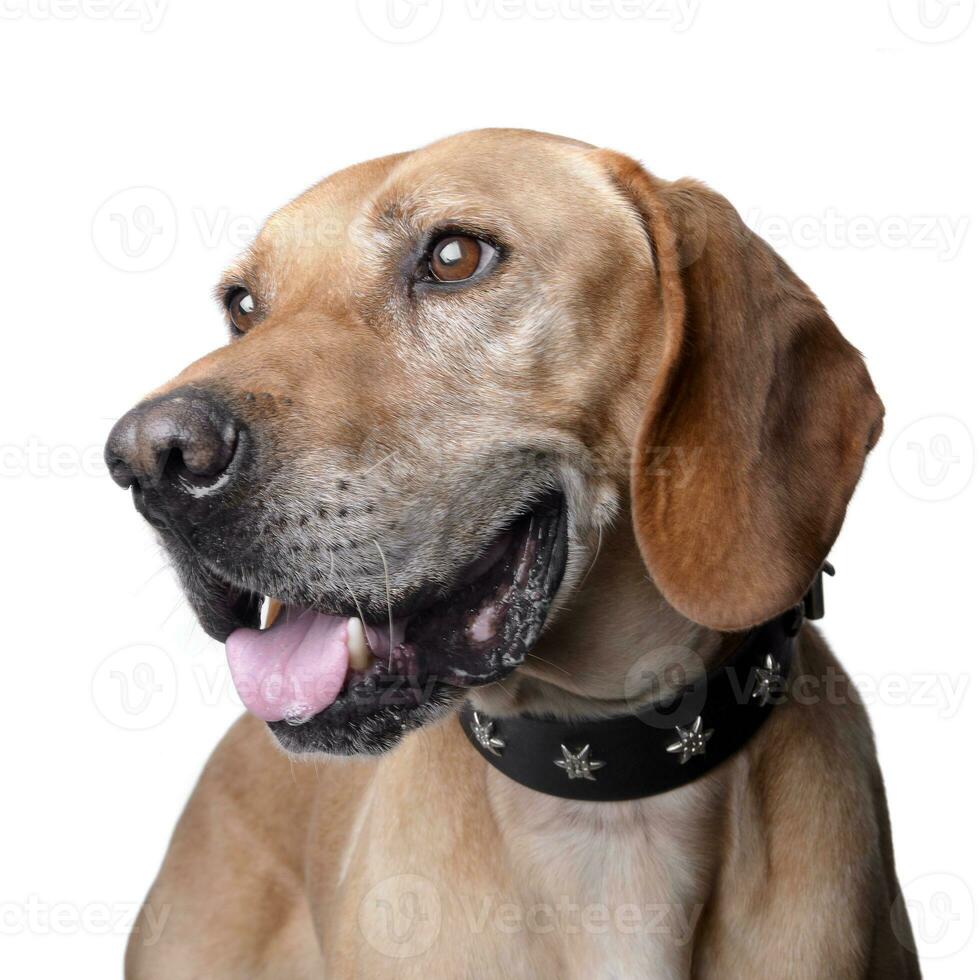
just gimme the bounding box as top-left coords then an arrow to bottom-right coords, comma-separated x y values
803,561 -> 835,621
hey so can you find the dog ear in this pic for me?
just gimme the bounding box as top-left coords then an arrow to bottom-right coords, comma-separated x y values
595,151 -> 884,631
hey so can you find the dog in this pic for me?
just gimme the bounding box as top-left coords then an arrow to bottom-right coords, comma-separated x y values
105,129 -> 919,978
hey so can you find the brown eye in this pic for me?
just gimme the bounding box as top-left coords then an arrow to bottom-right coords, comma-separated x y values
427,234 -> 495,283
226,288 -> 256,334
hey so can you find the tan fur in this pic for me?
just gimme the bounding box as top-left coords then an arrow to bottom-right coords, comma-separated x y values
124,130 -> 917,978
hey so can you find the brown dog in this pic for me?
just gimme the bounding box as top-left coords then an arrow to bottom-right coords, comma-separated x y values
106,129 -> 919,978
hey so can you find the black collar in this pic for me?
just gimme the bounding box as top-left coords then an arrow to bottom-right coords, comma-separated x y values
460,603 -> 806,802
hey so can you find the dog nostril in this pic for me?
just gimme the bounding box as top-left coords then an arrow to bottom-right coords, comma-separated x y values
162,425 -> 238,485
155,428 -> 238,495
161,447 -> 195,486
105,388 -> 243,497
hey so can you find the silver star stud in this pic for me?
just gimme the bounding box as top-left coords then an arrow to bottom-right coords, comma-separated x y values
470,712 -> 505,756
666,716 -> 713,764
554,744 -> 606,781
752,654 -> 782,706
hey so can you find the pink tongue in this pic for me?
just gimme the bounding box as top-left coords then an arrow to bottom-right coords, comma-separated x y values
226,610 -> 350,723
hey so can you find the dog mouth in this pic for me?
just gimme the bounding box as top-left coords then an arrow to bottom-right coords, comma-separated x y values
189,492 -> 567,751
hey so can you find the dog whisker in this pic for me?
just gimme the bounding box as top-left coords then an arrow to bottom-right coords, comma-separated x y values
159,596 -> 186,629
135,562 -> 174,596
493,680 -> 519,703
374,540 -> 395,673
572,523 -> 604,595
525,651 -> 573,677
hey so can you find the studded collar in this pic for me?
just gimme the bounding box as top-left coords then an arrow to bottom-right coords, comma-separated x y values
460,603 -> 805,802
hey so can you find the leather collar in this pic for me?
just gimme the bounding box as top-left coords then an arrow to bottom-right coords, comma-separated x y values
460,604 -> 805,802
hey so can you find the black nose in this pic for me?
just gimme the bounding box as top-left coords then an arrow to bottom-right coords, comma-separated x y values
105,387 -> 241,496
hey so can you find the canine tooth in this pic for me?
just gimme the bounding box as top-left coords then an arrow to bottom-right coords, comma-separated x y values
347,617 -> 372,670
262,597 -> 283,629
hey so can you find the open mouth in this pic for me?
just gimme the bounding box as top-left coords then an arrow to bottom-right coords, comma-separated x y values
208,492 -> 567,753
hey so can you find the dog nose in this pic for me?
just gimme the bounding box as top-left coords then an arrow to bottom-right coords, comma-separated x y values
105,388 -> 241,494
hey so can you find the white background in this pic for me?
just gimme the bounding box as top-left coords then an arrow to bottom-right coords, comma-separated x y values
1,1 -> 977,975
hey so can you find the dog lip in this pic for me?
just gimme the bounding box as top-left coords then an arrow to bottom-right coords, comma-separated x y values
290,492 -> 566,744
176,566 -> 262,643
224,523 -> 521,636
167,489 -> 567,732
193,490 -> 568,749
278,492 -> 564,627
252,491 -> 562,635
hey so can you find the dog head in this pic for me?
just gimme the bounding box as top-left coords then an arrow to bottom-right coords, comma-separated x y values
105,129 -> 882,754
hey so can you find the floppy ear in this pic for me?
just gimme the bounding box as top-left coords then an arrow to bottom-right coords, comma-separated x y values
596,152 -> 884,631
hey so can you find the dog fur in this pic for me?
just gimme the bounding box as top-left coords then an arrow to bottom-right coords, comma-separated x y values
121,129 -> 918,978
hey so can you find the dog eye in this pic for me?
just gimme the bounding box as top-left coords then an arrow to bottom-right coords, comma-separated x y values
427,235 -> 496,283
226,288 -> 256,334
